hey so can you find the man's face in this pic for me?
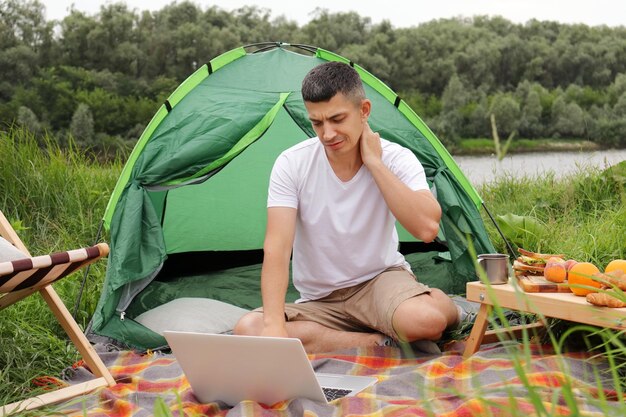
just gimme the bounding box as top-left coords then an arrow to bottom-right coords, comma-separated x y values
304,93 -> 370,157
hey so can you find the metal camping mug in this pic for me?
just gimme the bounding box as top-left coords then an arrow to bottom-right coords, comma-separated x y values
477,253 -> 510,284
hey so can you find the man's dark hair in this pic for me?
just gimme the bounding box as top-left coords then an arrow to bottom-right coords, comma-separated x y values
301,62 -> 366,105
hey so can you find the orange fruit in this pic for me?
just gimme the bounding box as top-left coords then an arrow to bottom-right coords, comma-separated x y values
605,259 -> 626,274
568,262 -> 601,296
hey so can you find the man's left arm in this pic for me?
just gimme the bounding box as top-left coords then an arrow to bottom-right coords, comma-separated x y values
360,124 -> 441,242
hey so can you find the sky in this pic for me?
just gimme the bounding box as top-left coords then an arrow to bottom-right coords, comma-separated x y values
43,0 -> 626,28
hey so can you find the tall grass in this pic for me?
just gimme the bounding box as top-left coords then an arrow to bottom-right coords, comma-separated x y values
479,162 -> 625,265
0,127 -> 120,409
1,126 -> 624,414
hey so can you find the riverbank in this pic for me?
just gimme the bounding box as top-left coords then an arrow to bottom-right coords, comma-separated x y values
454,148 -> 626,185
453,138 -> 602,156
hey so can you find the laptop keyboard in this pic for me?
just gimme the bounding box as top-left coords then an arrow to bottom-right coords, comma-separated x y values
322,387 -> 353,401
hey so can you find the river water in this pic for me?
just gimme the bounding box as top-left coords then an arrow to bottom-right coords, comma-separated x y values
452,149 -> 626,186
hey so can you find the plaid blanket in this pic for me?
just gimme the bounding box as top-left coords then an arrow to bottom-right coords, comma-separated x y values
56,342 -> 623,416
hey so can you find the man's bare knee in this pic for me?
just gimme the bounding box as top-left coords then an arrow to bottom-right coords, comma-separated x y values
233,312 -> 264,336
403,310 -> 447,341
393,295 -> 449,341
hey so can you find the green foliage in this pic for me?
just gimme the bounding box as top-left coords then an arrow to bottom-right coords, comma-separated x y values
0,6 -> 625,153
401,91 -> 442,119
70,103 -> 95,146
495,213 -> 546,249
490,93 -> 520,137
435,74 -> 470,144
17,105 -> 41,135
480,161 -> 626,265
551,96 -> 586,138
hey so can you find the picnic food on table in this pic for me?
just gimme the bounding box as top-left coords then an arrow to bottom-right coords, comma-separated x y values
586,291 -> 626,308
584,269 -> 626,308
605,259 -> 626,274
568,262 -> 601,296
513,249 -> 626,305
596,269 -> 626,291
513,249 -> 564,276
513,249 -> 578,283
544,257 -> 567,283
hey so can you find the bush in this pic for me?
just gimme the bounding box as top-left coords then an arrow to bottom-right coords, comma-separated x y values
17,106 -> 42,135
69,103 -> 95,146
489,93 -> 520,137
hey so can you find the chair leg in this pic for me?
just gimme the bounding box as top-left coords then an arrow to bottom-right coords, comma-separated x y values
1,378 -> 110,416
1,286 -> 115,416
39,286 -> 115,386
463,304 -> 491,358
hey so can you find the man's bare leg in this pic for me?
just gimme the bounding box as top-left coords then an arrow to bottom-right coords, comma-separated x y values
234,312 -> 384,353
392,288 -> 459,342
285,320 -> 384,353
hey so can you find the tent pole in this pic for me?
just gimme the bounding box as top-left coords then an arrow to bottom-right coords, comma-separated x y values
72,219 -> 104,320
482,202 -> 517,260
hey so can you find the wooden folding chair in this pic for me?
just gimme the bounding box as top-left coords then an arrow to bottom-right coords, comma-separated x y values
0,210 -> 115,416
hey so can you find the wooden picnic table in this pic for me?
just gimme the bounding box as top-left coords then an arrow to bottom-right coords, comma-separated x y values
463,280 -> 626,358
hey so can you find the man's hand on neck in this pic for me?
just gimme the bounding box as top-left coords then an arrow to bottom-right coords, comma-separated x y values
359,122 -> 383,169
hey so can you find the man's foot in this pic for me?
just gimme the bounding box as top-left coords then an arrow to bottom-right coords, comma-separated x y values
450,295 -> 480,325
378,336 -> 442,354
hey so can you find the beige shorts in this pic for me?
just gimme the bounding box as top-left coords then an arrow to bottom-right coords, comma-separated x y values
255,267 -> 431,340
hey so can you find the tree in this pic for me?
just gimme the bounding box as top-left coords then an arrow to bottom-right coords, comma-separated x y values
613,92 -> 626,118
0,45 -> 38,99
609,73 -> 626,103
70,103 -> 95,146
299,9 -> 372,52
17,106 -> 41,135
58,11 -> 99,68
519,90 -> 543,138
467,96 -> 489,138
0,0 -> 52,51
436,74 -> 470,143
339,43 -> 391,81
551,96 -> 585,138
489,93 -> 520,137
0,0 -> 51,98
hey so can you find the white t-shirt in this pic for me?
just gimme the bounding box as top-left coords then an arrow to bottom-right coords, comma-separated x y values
267,137 -> 429,302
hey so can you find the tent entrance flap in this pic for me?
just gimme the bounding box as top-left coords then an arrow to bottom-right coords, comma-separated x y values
159,92 -> 290,188
161,107 -> 310,254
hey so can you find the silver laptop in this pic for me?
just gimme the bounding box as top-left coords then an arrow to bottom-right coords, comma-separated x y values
164,331 -> 377,406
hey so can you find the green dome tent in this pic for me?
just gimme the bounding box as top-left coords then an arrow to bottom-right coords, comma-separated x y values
89,43 -> 496,350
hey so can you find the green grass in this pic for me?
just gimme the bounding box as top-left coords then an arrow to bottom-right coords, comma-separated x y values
479,161 -> 626,265
457,138 -> 600,155
0,127 -> 120,411
1,126 -> 625,414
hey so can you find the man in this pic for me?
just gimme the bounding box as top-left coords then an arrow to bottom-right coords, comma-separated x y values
234,62 -> 460,353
